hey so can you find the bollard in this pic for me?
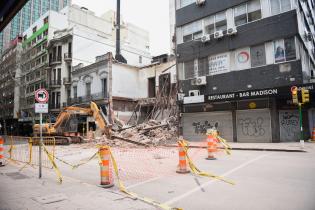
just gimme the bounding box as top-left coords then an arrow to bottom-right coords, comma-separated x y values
312,127 -> 315,142
99,146 -> 114,188
176,141 -> 190,174
206,134 -> 217,160
0,136 -> 4,166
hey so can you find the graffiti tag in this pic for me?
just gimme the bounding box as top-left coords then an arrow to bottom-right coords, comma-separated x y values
192,121 -> 218,134
238,117 -> 265,137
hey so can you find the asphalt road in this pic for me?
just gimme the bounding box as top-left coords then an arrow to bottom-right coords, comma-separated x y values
50,145 -> 315,210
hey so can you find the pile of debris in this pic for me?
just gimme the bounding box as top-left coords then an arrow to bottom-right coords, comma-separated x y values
98,117 -> 178,147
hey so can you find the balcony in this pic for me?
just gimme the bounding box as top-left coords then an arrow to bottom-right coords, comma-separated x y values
64,53 -> 72,62
70,91 -> 108,105
49,80 -> 62,88
63,77 -> 72,86
49,56 -> 62,66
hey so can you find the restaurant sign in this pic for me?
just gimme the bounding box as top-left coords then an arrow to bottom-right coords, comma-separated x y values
206,83 -> 314,102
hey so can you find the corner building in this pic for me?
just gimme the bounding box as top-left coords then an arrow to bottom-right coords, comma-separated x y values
175,0 -> 315,142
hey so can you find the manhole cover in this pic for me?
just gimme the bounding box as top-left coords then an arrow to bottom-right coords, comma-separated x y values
5,172 -> 29,180
32,194 -> 68,204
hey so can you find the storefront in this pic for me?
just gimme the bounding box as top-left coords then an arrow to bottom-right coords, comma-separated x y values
180,83 -> 315,142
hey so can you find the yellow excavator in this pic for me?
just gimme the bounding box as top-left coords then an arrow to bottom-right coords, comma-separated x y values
33,101 -> 111,144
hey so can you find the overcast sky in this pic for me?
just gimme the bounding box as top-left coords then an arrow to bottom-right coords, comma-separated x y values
72,0 -> 170,56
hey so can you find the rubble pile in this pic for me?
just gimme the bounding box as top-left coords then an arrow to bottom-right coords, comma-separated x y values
98,117 -> 178,147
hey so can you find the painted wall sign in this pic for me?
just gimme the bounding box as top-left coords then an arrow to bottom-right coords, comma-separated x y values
206,83 -> 315,102
208,53 -> 230,75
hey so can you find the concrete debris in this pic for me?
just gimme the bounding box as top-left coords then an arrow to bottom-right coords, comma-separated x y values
92,117 -> 178,147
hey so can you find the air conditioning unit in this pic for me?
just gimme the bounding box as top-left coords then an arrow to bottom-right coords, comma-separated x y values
188,90 -> 200,97
191,76 -> 207,86
196,0 -> 206,6
214,30 -> 224,39
177,93 -> 185,101
201,34 -> 210,42
227,27 -> 237,35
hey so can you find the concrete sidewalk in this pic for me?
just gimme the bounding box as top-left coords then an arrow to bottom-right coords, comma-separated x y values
167,141 -> 315,152
0,163 -> 154,210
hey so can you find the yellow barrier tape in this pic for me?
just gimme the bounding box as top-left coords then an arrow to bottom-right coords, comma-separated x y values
216,136 -> 232,155
106,146 -> 182,210
179,140 -> 235,185
51,151 -> 98,170
41,143 -> 63,183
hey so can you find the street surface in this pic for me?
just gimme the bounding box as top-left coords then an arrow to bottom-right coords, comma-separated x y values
1,143 -> 315,210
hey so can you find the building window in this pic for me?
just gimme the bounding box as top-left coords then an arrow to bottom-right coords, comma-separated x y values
215,11 -> 227,31
234,0 -> 261,27
102,78 -> 107,97
179,0 -> 195,8
198,57 -> 208,76
32,26 -> 37,33
204,11 -> 227,34
274,37 -> 296,63
182,20 -> 202,43
43,16 -> 49,24
43,29 -> 48,36
57,46 -> 62,61
183,60 -> 195,79
270,0 -> 291,15
86,83 -> 91,96
73,86 -> 77,98
251,44 -> 266,67
139,56 -> 142,64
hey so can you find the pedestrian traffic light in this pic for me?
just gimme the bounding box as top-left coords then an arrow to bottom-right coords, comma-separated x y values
301,88 -> 310,103
291,86 -> 298,104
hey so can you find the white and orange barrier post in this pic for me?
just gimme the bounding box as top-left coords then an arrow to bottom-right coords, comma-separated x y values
176,139 -> 190,174
99,146 -> 114,188
0,136 -> 4,166
206,133 -> 217,160
312,127 -> 315,142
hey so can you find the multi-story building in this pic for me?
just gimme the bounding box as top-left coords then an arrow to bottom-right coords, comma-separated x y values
0,0 -> 71,55
0,37 -> 23,135
175,0 -> 315,142
19,5 -> 151,123
71,52 -> 176,126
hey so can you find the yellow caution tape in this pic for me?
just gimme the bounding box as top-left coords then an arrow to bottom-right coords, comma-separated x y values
178,140 -> 235,185
51,151 -> 98,170
106,146 -> 182,210
216,136 -> 232,155
41,143 -> 63,183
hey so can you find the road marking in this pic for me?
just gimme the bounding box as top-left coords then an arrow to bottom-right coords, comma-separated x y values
164,153 -> 272,205
126,176 -> 162,189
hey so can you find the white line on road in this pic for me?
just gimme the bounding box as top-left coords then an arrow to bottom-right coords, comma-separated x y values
126,176 -> 162,189
164,153 -> 272,205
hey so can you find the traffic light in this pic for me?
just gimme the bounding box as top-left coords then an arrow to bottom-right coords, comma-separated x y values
301,88 -> 310,103
291,87 -> 298,104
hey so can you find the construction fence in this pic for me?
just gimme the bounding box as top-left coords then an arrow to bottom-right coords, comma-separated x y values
2,135 -> 55,169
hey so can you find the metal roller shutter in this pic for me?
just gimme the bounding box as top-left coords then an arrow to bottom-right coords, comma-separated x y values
279,110 -> 299,142
182,111 -> 233,142
236,109 -> 271,143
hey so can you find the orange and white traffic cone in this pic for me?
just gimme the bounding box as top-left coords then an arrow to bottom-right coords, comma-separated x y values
206,134 -> 217,160
0,136 -> 4,167
99,146 -> 114,188
176,141 -> 190,174
312,127 -> 315,142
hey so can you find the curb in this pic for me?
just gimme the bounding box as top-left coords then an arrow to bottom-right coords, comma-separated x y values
164,145 -> 306,153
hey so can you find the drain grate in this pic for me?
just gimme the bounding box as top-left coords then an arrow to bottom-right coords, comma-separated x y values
5,172 -> 29,180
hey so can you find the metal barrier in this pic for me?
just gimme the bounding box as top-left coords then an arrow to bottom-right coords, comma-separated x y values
3,136 -> 55,169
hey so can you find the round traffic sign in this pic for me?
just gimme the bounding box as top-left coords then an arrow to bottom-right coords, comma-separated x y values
35,89 -> 49,103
